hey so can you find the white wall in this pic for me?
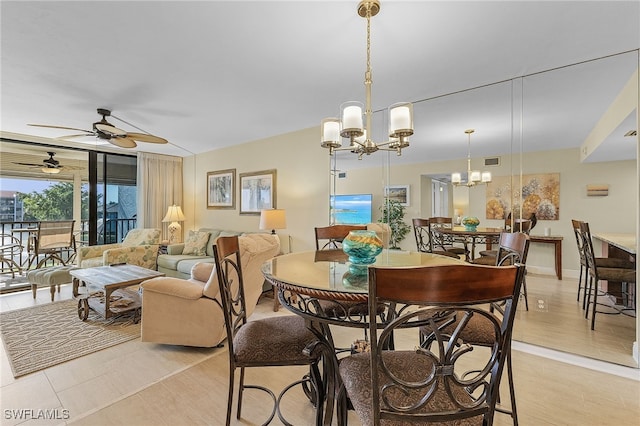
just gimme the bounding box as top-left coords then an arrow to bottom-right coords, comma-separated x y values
184,130 -> 636,276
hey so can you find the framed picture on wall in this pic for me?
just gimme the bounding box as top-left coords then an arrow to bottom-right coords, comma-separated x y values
207,169 -> 236,209
384,185 -> 410,206
239,169 -> 277,215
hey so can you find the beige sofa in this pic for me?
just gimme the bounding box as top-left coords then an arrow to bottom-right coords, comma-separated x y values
140,233 -> 280,347
156,228 -> 244,278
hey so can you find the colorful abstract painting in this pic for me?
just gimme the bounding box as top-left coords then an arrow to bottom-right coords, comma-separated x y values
485,173 -> 560,220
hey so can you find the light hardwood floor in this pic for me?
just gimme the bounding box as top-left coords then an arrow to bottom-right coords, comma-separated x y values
0,275 -> 639,425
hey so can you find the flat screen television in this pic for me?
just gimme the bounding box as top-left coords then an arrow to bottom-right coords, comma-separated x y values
330,194 -> 373,225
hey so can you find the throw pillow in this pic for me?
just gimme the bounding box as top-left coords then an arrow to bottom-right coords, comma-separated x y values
182,231 -> 211,256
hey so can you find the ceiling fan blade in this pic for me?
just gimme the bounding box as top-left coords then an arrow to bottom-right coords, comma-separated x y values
126,132 -> 168,144
28,124 -> 94,133
57,133 -> 95,139
59,165 -> 85,171
12,162 -> 42,167
95,123 -> 127,136
109,137 -> 137,148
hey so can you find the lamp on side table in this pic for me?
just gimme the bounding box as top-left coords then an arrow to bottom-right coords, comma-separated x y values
259,208 -> 287,311
162,205 -> 185,244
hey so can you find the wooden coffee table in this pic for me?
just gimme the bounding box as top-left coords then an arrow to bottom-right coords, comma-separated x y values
71,264 -> 164,322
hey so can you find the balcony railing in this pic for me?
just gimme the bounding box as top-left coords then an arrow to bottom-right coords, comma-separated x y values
0,218 -> 137,292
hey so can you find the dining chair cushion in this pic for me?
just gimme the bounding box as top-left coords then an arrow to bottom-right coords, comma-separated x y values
471,255 -> 497,265
182,230 -> 211,256
234,315 -> 317,365
340,351 -> 481,426
594,258 -> 635,269
596,267 -> 636,283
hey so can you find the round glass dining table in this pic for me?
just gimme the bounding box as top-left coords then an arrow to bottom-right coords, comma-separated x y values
262,249 -> 464,304
262,249 -> 466,425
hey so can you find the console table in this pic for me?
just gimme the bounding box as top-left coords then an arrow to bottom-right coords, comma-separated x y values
530,235 -> 563,280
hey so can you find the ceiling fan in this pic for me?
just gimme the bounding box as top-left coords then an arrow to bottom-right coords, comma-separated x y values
12,151 -> 84,174
28,108 -> 168,148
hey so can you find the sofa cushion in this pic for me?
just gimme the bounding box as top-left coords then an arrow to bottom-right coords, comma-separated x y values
182,231 -> 211,256
178,258 -> 215,276
121,228 -> 161,247
157,254 -> 207,271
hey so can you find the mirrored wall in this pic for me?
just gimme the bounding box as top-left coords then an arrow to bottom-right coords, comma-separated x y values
330,50 -> 638,367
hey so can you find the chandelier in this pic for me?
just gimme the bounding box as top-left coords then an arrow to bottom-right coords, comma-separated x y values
451,129 -> 492,187
320,0 -> 413,160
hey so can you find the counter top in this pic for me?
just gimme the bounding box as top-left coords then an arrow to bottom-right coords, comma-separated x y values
592,233 -> 636,255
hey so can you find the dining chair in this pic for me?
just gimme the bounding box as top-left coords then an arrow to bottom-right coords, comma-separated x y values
478,213 -> 534,259
314,225 -> 381,326
412,218 -> 459,258
28,220 -> 76,269
579,221 -> 636,330
339,262 -> 526,425
314,224 -> 367,250
214,235 -> 323,425
443,232 -> 529,426
427,217 -> 467,258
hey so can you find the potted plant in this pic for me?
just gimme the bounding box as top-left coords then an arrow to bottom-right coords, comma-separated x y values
378,199 -> 411,249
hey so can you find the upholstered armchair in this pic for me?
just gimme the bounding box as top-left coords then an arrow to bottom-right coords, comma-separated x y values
76,228 -> 161,270
140,233 -> 280,347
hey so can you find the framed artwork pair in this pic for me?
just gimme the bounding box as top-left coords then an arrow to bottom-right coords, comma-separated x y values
207,168 -> 276,215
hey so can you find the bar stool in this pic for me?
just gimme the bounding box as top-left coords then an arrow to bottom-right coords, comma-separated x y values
579,221 -> 636,330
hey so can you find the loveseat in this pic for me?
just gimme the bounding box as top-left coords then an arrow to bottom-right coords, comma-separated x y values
140,233 -> 280,347
156,228 -> 243,278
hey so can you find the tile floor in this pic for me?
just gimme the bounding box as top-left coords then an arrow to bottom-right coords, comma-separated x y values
0,274 -> 638,425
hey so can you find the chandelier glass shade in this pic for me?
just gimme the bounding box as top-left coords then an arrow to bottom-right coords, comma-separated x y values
452,129 -> 492,187
320,0 -> 414,159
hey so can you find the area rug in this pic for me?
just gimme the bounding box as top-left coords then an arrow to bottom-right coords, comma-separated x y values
0,300 -> 140,377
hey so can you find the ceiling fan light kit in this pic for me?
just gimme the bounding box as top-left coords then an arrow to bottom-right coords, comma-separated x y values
12,151 -> 82,174
28,108 -> 168,149
320,0 -> 414,160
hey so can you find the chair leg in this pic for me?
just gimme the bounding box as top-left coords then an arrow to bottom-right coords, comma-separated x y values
585,275 -> 594,319
576,264 -> 583,302
521,276 -> 528,311
582,269 -> 591,311
225,367 -> 235,426
236,366 -> 245,420
506,351 -> 519,426
590,277 -> 599,330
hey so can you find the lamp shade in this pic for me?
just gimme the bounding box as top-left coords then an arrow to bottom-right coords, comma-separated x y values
259,209 -> 287,234
41,167 -> 61,174
162,205 -> 185,223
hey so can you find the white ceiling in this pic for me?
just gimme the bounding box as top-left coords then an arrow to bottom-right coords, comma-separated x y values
1,1 -> 638,167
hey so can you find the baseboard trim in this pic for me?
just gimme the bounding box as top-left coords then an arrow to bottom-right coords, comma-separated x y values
512,341 -> 640,381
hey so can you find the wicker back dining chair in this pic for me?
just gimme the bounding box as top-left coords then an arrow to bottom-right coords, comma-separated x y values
339,262 -> 526,425
214,235 -> 323,425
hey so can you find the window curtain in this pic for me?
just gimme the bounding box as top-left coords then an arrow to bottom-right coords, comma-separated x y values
137,153 -> 183,242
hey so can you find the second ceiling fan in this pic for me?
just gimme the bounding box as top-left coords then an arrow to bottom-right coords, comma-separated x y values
29,108 -> 168,148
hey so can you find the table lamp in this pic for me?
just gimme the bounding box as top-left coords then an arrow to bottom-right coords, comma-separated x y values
162,205 -> 185,244
259,209 -> 287,236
